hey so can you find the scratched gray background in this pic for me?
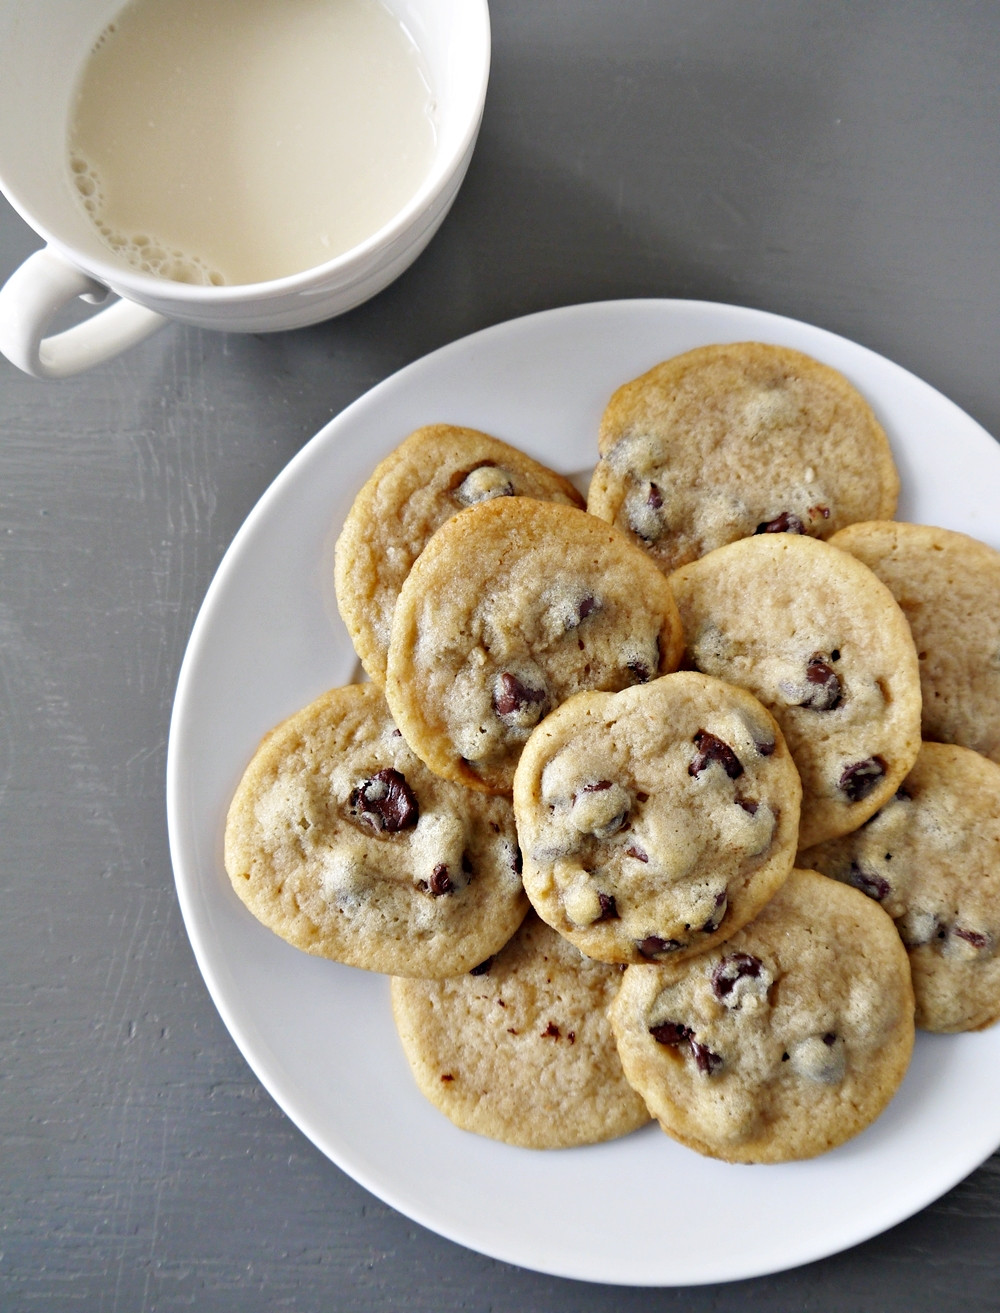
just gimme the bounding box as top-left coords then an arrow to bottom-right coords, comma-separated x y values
3,2 -> 1000,1309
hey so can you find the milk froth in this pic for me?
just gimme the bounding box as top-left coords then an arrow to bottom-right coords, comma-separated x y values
67,0 -> 438,286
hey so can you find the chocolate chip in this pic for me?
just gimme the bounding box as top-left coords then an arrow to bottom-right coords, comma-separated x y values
754,736 -> 776,757
582,779 -> 613,793
637,935 -> 685,959
839,756 -> 887,802
649,1020 -> 694,1047
801,653 -> 842,710
469,956 -> 495,976
845,862 -> 891,902
510,846 -> 523,876
735,797 -> 759,814
755,510 -> 805,534
427,864 -> 454,897
689,730 -> 743,779
953,926 -> 990,951
542,1021 -> 561,1039
627,659 -> 651,683
625,845 -> 649,862
691,1041 -> 724,1076
822,1032 -> 838,1046
648,1021 -> 722,1074
711,952 -> 764,1001
628,483 -> 667,541
561,593 -> 602,632
350,768 -> 419,833
597,892 -> 619,921
493,671 -> 547,720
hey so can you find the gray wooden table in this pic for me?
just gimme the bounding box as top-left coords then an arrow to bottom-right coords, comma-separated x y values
3,3 -> 1000,1308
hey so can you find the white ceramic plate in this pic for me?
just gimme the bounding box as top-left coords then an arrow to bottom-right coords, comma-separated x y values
166,299 -> 1000,1287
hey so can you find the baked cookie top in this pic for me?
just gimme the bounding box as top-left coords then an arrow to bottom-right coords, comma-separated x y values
385,497 -> 685,794
334,424 -> 583,685
608,869 -> 915,1163
669,533 -> 922,848
801,741 -> 1000,1033
390,912 -> 650,1149
224,683 -> 527,978
587,342 -> 899,575
512,671 -> 801,965
829,520 -> 1000,765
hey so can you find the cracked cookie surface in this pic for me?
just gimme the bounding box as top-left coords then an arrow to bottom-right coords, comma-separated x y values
334,425 -> 583,685
512,671 -> 801,965
609,869 -> 915,1163
390,912 -> 650,1148
669,533 -> 922,848
830,520 -> 1000,765
587,342 -> 899,575
801,741 -> 1000,1032
385,497 -> 685,794
224,683 -> 527,977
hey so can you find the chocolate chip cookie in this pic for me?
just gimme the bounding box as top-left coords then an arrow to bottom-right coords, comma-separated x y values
385,497 -> 685,794
224,683 -> 527,977
801,741 -> 1000,1032
334,424 -> 583,685
669,533 -> 922,848
512,671 -> 801,965
588,342 -> 899,574
390,911 -> 650,1148
829,520 -> 1000,764
608,868 -> 915,1163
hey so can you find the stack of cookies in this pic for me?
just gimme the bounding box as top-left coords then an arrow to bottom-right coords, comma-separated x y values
224,345 -> 1000,1164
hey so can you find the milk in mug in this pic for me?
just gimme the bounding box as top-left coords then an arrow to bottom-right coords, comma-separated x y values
67,0 -> 438,285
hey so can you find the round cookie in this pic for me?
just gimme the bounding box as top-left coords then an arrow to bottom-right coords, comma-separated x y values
587,341 -> 899,575
669,533 -> 922,848
385,497 -> 686,794
224,683 -> 527,978
829,520 -> 1000,764
334,425 -> 584,685
608,869 -> 915,1163
390,912 -> 651,1149
801,741 -> 1000,1032
512,672 -> 801,965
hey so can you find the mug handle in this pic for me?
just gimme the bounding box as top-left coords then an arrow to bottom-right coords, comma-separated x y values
0,245 -> 167,379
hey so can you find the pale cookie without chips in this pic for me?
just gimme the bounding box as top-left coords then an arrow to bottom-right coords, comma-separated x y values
385,497 -> 685,795
609,869 -> 915,1163
390,912 -> 650,1149
334,425 -> 584,685
801,741 -> 1000,1033
669,533 -> 922,848
512,672 -> 801,965
224,683 -> 527,978
588,342 -> 899,575
829,520 -> 1000,764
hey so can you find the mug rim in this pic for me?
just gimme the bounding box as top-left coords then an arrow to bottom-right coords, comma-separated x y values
0,0 -> 491,303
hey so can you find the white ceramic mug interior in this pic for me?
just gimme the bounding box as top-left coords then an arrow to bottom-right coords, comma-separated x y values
0,0 -> 490,378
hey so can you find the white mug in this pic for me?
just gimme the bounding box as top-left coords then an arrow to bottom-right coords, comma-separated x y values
0,0 -> 490,379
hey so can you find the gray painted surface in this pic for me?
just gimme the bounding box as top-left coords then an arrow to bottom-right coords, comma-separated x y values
2,2 -> 999,1308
